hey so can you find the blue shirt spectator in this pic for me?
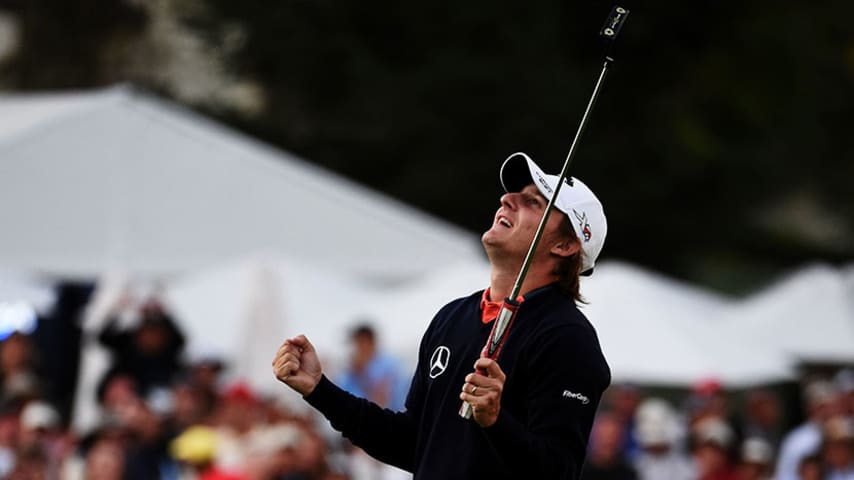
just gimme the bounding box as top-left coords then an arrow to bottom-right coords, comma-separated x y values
337,324 -> 407,411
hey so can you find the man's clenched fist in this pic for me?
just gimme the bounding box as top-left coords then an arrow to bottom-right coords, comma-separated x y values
272,334 -> 323,397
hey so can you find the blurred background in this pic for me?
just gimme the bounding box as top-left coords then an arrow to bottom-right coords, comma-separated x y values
0,0 -> 852,479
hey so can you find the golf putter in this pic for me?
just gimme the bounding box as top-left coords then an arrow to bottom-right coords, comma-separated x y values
460,5 -> 629,420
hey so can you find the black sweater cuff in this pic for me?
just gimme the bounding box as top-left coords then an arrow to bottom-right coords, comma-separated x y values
303,374 -> 345,413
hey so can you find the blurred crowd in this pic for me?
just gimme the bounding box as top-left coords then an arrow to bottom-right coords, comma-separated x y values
0,296 -> 411,480
583,373 -> 854,480
0,292 -> 852,480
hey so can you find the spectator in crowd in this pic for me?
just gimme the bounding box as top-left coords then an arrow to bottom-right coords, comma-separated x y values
171,425 -> 243,480
834,369 -> 854,417
255,420 -> 347,480
822,415 -> 854,480
693,417 -> 738,480
84,437 -> 126,480
339,323 -> 409,479
687,378 -> 731,432
61,419 -> 131,479
0,332 -> 42,406
775,380 -> 840,480
797,453 -> 823,480
737,437 -> 773,480
188,354 -> 227,419
337,324 -> 410,480
581,412 -> 638,480
98,298 -> 186,396
0,406 -> 19,477
17,401 -> 67,478
99,373 -> 141,413
90,372 -> 178,480
741,389 -> 784,451
337,324 -> 407,411
172,382 -> 208,432
121,393 -> 179,480
6,277 -> 854,480
6,447 -> 48,479
4,399 -> 71,480
282,425 -> 337,479
607,383 -> 642,460
243,422 -> 303,479
632,397 -> 694,480
213,382 -> 263,475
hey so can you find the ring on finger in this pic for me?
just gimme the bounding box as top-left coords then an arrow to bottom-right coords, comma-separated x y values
471,385 -> 478,395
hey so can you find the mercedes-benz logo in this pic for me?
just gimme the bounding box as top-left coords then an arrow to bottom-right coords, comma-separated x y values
429,346 -> 451,379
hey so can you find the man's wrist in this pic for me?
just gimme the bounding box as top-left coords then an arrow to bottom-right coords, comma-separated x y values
302,372 -> 323,397
302,373 -> 328,400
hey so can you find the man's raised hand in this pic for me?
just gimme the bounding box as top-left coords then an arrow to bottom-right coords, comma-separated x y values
459,357 -> 506,427
272,335 -> 323,396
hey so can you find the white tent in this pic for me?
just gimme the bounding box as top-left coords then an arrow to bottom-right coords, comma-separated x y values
72,253 -> 824,428
580,262 -> 793,387
333,260 -> 793,387
718,264 -> 854,364
0,267 -> 55,310
163,253 -> 381,386
0,268 -> 55,338
0,85 -> 481,281
160,256 -> 488,389
843,263 -> 854,309
352,260 -> 492,369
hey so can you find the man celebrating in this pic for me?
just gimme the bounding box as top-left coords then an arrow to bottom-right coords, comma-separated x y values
273,153 -> 611,479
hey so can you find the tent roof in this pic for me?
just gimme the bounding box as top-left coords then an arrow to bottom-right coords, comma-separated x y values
0,267 -> 55,309
581,262 -> 793,387
162,255 -> 488,392
164,258 -> 854,390
720,264 -> 854,364
0,85 -> 481,280
355,260 -> 792,387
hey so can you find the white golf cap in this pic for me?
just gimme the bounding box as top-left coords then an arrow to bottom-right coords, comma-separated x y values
20,401 -> 60,431
694,417 -> 734,449
500,152 -> 607,275
741,437 -> 773,465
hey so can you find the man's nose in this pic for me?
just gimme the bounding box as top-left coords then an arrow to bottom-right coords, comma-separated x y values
500,192 -> 518,209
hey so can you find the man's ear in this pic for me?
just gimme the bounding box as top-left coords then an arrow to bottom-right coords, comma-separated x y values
550,238 -> 580,258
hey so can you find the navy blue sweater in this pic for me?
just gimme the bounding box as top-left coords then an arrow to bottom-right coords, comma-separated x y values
305,284 -> 611,479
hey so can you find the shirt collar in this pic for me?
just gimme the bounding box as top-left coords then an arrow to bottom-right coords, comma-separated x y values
479,288 -> 502,324
479,284 -> 558,324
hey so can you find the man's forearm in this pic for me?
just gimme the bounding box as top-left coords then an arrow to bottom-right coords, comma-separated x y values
305,375 -> 418,472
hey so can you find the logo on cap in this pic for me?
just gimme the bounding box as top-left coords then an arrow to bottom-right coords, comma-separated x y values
535,172 -> 553,195
573,209 -> 592,242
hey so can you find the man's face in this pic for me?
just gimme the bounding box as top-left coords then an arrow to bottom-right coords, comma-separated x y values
482,184 -> 572,261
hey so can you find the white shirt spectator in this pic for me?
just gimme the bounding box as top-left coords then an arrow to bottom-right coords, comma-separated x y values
827,469 -> 854,480
774,422 -> 821,480
634,450 -> 696,480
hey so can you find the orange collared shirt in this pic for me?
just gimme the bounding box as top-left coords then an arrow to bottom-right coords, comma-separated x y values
479,288 -> 501,324
479,288 -> 524,324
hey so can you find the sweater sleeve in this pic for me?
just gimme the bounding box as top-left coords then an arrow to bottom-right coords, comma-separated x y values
303,324 -> 434,473
98,315 -> 130,351
481,323 -> 611,479
303,374 -> 419,471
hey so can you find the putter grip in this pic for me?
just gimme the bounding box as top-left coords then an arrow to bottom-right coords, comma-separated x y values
458,299 -> 521,419
600,6 -> 629,41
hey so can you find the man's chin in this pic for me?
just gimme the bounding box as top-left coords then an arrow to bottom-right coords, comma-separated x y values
481,229 -> 501,246
481,231 -> 512,257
